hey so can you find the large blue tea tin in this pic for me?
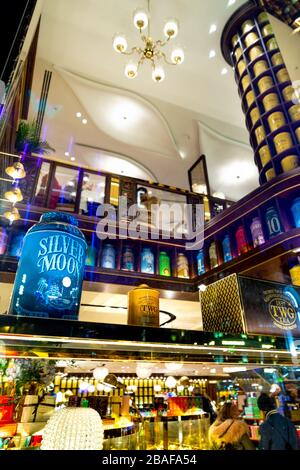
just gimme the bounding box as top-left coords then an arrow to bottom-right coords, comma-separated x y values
197,250 -> 205,275
291,198 -> 300,228
8,212 -> 87,320
265,206 -> 282,238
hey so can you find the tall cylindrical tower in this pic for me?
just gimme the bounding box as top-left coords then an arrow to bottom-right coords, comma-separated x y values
221,1 -> 300,185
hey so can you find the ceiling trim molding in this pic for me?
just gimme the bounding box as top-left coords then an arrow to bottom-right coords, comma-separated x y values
75,142 -> 158,182
54,66 -> 182,160
197,120 -> 252,151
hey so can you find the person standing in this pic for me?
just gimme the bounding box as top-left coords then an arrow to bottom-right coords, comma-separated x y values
257,393 -> 298,450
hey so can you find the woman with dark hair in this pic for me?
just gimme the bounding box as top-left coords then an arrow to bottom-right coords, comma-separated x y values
209,401 -> 255,450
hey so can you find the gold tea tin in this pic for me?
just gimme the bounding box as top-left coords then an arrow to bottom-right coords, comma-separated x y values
241,75 -> 251,92
255,126 -> 266,145
296,127 -> 300,143
245,32 -> 259,48
281,155 -> 298,172
288,104 -> 300,122
259,145 -> 272,166
258,76 -> 274,93
249,46 -> 263,61
274,132 -> 293,153
237,60 -> 246,76
268,111 -> 286,132
250,107 -> 260,126
232,35 -> 239,47
263,93 -> 280,112
262,24 -> 273,36
246,90 -> 255,107
276,68 -> 290,83
253,60 -> 268,76
265,168 -> 276,181
235,47 -> 243,61
258,12 -> 269,23
290,265 -> 300,287
271,52 -> 283,67
128,284 -> 160,327
242,20 -> 254,34
282,85 -> 294,102
266,38 -> 278,51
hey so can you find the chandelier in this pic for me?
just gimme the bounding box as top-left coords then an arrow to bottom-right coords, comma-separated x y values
112,6 -> 184,83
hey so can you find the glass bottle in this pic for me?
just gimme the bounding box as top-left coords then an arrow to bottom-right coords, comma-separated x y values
159,251 -> 171,276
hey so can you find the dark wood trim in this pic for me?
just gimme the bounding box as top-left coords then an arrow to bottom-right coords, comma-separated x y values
21,18 -> 40,119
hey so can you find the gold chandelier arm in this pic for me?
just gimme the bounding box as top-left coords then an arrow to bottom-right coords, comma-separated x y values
121,46 -> 142,56
155,50 -> 176,66
155,36 -> 171,48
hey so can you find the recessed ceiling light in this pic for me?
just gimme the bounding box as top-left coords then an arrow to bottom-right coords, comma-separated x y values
209,50 -> 216,59
64,151 -> 70,157
228,0 -> 236,6
236,175 -> 240,179
82,118 -> 88,125
179,150 -> 186,159
221,67 -> 228,75
70,157 -> 76,161
209,24 -> 217,34
76,112 -> 82,118
123,116 -> 127,120
121,170 -> 124,174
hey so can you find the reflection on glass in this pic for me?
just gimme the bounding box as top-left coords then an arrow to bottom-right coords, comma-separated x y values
50,166 -> 80,211
79,173 -> 106,216
33,162 -> 51,206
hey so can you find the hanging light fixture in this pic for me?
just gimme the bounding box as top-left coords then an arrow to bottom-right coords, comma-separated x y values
3,207 -> 21,223
93,366 -> 109,382
165,376 -> 177,388
136,363 -> 152,379
4,187 -> 23,204
5,162 -> 26,179
112,2 -> 184,83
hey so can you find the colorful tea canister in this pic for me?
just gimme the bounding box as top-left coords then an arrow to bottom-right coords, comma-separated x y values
268,111 -> 286,132
263,93 -> 279,112
276,68 -> 290,84
262,23 -> 273,36
258,12 -> 269,23
250,108 -> 260,126
222,235 -> 232,262
8,212 -> 87,319
282,85 -> 294,102
235,47 -> 243,61
122,245 -> 134,271
266,38 -> 278,51
274,132 -> 293,153
141,247 -> 155,274
209,242 -> 218,269
296,127 -> 300,143
253,60 -> 268,77
246,90 -> 255,107
197,250 -> 206,275
244,31 -> 259,48
237,60 -> 246,76
7,230 -> 26,258
289,265 -> 300,287
85,244 -> 97,267
259,145 -> 272,166
281,155 -> 298,173
242,20 -> 254,34
128,284 -> 160,327
101,244 -> 116,269
258,76 -> 274,94
255,126 -> 266,145
241,75 -> 251,92
291,198 -> 300,228
159,251 -> 171,277
235,226 -> 248,256
265,206 -> 282,238
249,46 -> 263,61
271,52 -> 283,67
0,227 -> 8,255
232,35 -> 239,47
250,217 -> 265,247
288,104 -> 300,122
176,253 -> 189,279
265,168 -> 276,181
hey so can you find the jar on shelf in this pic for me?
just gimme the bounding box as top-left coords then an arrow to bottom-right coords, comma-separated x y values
268,111 -> 286,132
291,198 -> 300,228
0,227 -> 8,255
253,60 -> 268,77
274,132 -> 293,153
246,90 -> 255,107
262,93 -> 280,112
258,12 -> 269,23
255,126 -> 266,145
271,52 -> 283,67
262,23 -> 273,36
259,145 -> 272,166
237,60 -> 246,76
209,242 -> 218,269
8,212 -> 87,319
235,226 -> 248,255
266,38 -> 278,51
250,217 -> 265,247
265,206 -> 282,238
7,230 -> 26,257
281,155 -> 298,173
159,251 -> 171,276
100,244 -> 116,269
282,85 -> 294,102
242,20 -> 254,34
250,108 -> 260,126
244,31 -> 259,48
289,265 -> 300,287
176,253 -> 189,279
222,235 -> 232,262
288,104 -> 300,122
121,245 -> 134,271
265,168 -> 276,181
249,46 -> 263,61
141,247 -> 155,274
196,250 -> 206,275
241,75 -> 251,92
258,76 -> 274,94
276,68 -> 290,84
85,243 -> 97,267
128,284 -> 160,327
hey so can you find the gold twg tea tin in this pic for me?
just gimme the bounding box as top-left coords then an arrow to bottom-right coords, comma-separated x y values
268,111 -> 286,132
237,60 -> 246,76
266,38 -> 278,51
127,284 -> 160,327
235,47 -> 243,61
262,24 -> 273,36
263,93 -> 279,112
265,168 -> 276,181
277,68 -> 290,84
281,155 -> 299,172
232,35 -> 239,47
246,90 -> 255,107
245,32 -> 259,48
258,12 -> 269,23
289,104 -> 300,122
253,60 -> 268,76
258,76 -> 274,94
250,108 -> 260,126
259,145 -> 272,166
290,265 -> 300,286
249,46 -> 263,61
255,126 -> 266,145
271,53 -> 283,67
282,85 -> 294,102
296,127 -> 300,143
242,20 -> 254,34
241,75 -> 251,92
274,132 -> 293,153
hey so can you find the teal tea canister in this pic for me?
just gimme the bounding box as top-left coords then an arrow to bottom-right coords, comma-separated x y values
291,198 -> 300,228
8,212 -> 87,319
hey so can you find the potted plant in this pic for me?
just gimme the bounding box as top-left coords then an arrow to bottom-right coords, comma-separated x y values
15,120 -> 55,155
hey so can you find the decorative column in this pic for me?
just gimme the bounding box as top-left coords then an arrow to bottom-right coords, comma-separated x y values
221,1 -> 300,185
